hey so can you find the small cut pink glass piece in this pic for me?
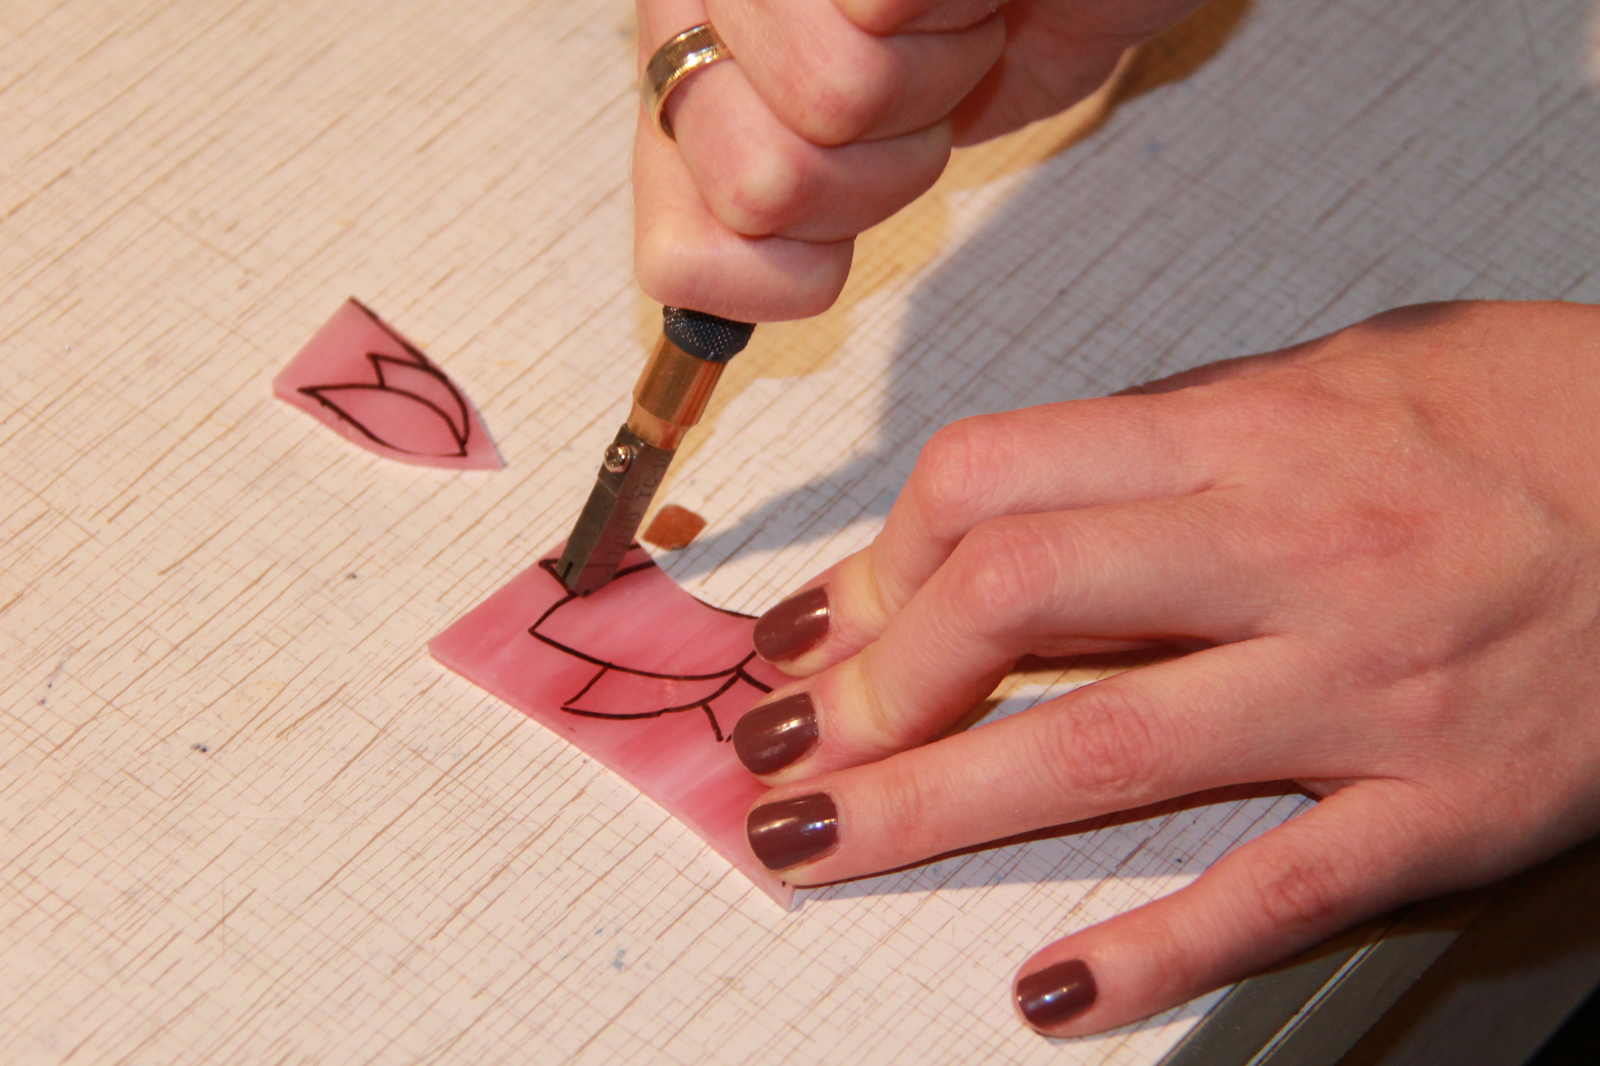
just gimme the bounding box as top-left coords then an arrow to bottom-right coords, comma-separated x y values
429,544 -> 794,907
275,298 -> 502,470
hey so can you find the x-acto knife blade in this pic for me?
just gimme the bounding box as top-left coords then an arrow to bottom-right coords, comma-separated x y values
554,307 -> 756,595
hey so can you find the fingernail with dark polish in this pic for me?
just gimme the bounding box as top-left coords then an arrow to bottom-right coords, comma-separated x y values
1016,960 -> 1097,1030
747,792 -> 838,870
733,692 -> 819,775
754,586 -> 830,662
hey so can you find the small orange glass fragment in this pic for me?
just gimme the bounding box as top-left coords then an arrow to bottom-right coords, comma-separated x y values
643,504 -> 707,551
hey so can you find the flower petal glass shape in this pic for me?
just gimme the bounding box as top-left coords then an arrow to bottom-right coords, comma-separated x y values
430,544 -> 793,907
275,298 -> 502,470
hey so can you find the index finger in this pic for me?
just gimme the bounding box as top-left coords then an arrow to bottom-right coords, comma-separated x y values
753,392 -> 1216,671
753,336 -> 1336,673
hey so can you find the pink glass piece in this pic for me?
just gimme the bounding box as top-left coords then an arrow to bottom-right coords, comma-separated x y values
429,544 -> 794,907
274,298 -> 502,470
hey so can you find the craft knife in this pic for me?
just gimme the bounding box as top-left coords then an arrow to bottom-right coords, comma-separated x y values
555,307 -> 756,594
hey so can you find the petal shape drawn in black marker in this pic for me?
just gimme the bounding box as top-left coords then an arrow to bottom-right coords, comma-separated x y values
299,382 -> 469,457
528,554 -> 772,742
297,341 -> 477,458
370,355 -> 470,444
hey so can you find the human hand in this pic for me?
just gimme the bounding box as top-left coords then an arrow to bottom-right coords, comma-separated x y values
729,300 -> 1600,1034
633,0 -> 1211,320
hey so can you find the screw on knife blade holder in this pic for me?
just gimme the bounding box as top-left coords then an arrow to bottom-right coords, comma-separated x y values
556,308 -> 755,594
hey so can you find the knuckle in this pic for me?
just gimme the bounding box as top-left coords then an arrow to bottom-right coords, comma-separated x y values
789,47 -> 896,144
870,760 -> 944,856
908,418 -> 1000,535
1247,851 -> 1350,933
632,225 -> 701,309
945,518 -> 1054,637
1038,689 -> 1163,800
710,145 -> 808,235
833,0 -> 910,35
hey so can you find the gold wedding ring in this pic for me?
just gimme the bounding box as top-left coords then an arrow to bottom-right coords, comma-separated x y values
643,23 -> 732,140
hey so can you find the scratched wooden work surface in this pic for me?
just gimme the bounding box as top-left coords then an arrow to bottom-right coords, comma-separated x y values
4,1 -> 1599,1063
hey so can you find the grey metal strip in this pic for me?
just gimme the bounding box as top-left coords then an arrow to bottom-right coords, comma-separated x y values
1158,893 -> 1494,1066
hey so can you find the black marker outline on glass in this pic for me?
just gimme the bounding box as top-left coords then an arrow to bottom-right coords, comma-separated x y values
529,554 -> 772,742
297,300 -> 472,458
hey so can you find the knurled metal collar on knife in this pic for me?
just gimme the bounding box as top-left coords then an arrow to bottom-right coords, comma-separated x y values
555,308 -> 757,595
643,23 -> 733,140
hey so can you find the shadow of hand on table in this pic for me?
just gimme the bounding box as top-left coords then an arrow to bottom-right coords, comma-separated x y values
670,0 -> 1256,582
